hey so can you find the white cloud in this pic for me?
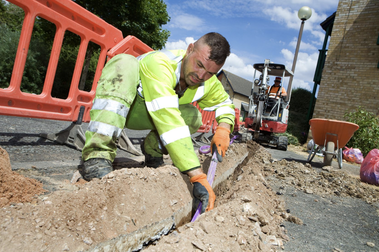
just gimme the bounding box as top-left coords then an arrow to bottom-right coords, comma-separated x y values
263,6 -> 301,30
289,37 -> 318,51
281,48 -> 319,91
165,37 -> 195,50
262,6 -> 329,41
223,53 -> 255,81
167,13 -> 205,31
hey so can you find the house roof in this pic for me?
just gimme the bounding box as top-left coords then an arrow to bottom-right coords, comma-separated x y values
220,70 -> 252,97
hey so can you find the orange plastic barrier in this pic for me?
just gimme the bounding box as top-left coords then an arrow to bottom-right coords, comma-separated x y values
211,108 -> 241,134
0,0 -> 147,123
193,102 -> 240,134
234,108 -> 241,132
192,102 -> 216,133
107,35 -> 153,59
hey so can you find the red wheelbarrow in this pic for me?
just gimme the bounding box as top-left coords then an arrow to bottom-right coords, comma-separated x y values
307,118 -> 359,168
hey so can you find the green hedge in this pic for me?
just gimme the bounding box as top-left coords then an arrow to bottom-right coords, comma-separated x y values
344,107 -> 379,156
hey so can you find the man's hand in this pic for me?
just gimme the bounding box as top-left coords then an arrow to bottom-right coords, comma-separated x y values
211,123 -> 231,161
190,173 -> 216,213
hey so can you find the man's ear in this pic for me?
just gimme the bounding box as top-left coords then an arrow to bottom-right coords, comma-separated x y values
186,43 -> 194,54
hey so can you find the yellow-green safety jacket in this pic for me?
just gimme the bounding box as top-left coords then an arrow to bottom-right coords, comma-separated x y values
137,49 -> 235,172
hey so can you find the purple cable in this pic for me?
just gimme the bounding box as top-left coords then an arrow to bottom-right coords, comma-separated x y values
192,135 -> 239,222
191,150 -> 218,222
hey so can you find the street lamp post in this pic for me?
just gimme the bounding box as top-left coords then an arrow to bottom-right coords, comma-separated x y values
286,6 -> 312,102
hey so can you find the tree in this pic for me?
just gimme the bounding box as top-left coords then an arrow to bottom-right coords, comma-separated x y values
0,1 -> 49,94
1,0 -> 170,98
72,0 -> 170,94
73,0 -> 170,50
0,0 -> 24,31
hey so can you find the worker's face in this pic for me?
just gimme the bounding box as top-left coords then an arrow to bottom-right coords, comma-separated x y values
181,42 -> 222,86
274,81 -> 280,86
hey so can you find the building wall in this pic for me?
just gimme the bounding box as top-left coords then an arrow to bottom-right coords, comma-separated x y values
313,0 -> 379,120
231,93 -> 248,111
220,75 -> 250,110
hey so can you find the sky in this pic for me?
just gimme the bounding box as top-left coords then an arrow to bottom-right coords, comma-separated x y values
162,0 -> 340,93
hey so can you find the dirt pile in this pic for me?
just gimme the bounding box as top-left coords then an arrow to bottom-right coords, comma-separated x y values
0,164 -> 193,251
0,146 -> 46,207
144,141 -> 290,252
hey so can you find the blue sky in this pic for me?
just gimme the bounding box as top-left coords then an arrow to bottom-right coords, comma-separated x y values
162,0 -> 340,92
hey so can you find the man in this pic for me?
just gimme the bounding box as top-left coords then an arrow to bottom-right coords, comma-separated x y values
268,77 -> 287,99
79,32 -> 235,213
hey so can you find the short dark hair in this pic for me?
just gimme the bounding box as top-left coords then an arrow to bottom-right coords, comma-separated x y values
196,32 -> 230,65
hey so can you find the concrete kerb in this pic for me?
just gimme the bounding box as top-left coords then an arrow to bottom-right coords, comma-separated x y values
85,151 -> 249,252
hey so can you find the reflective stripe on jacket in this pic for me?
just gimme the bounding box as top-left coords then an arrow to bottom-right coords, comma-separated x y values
268,86 -> 287,99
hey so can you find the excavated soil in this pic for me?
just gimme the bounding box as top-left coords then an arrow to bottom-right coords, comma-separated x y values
1,141 -> 379,252
0,147 -> 46,207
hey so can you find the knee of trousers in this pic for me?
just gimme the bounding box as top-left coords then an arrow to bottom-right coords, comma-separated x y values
95,54 -> 140,105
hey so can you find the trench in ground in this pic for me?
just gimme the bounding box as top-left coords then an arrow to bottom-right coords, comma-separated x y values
138,150 -> 250,251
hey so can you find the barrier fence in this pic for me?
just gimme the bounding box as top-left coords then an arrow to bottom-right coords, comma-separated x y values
1,0 -> 236,152
1,0 -> 152,153
2,0 -> 125,122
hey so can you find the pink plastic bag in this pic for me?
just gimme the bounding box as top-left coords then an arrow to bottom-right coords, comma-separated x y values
360,149 -> 379,185
343,147 -> 364,164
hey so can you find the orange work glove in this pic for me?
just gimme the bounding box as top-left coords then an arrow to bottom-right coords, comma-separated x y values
211,126 -> 230,161
190,173 -> 216,213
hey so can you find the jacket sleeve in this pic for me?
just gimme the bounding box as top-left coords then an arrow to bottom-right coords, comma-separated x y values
281,87 -> 287,96
139,52 -> 201,173
197,76 -> 236,131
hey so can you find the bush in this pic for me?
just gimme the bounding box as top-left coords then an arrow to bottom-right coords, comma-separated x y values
276,132 -> 299,145
286,111 -> 309,144
344,107 -> 379,156
286,88 -> 315,145
289,88 -> 313,114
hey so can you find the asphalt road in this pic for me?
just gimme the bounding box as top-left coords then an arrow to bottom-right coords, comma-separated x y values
264,148 -> 379,252
1,115 -> 378,251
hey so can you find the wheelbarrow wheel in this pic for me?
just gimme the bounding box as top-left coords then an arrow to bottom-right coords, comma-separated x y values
323,141 -> 335,166
337,148 -> 343,169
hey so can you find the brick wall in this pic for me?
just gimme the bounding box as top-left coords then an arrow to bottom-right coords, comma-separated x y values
313,0 -> 379,120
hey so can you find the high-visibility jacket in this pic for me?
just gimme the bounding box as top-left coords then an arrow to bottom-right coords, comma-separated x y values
83,50 -> 235,173
137,49 -> 235,172
267,85 -> 287,99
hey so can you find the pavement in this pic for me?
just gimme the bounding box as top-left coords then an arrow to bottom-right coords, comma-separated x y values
0,115 -> 148,192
